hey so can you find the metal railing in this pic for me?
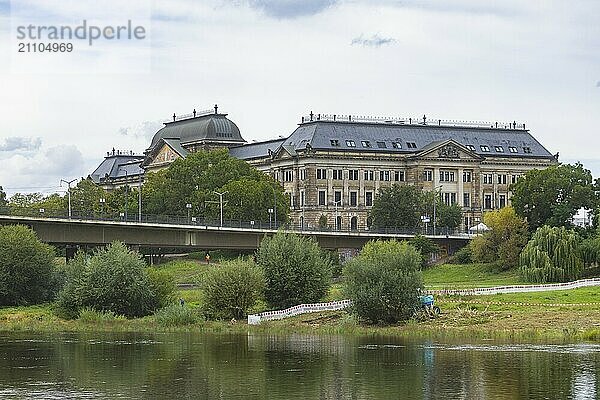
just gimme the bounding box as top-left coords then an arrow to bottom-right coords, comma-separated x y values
0,206 -> 472,237
248,300 -> 352,324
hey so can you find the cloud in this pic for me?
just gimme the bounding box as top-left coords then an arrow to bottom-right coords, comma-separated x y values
248,0 -> 338,18
118,120 -> 163,140
0,137 -> 42,152
596,81 -> 600,87
351,34 -> 396,47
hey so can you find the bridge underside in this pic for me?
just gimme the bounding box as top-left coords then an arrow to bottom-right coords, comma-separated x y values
0,216 -> 470,252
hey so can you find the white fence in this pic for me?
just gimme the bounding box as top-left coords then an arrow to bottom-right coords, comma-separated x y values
247,300 -> 352,325
428,277 -> 600,296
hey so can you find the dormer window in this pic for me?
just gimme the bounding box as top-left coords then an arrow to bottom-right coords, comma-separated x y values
407,142 -> 417,149
494,146 -> 504,152
523,147 -> 532,153
330,139 -> 340,146
345,140 -> 356,147
376,141 -> 386,148
392,142 -> 402,149
508,146 -> 518,153
480,145 -> 490,152
361,140 -> 372,148
466,145 -> 476,151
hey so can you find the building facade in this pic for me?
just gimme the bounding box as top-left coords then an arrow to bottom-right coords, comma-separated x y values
91,108 -> 557,231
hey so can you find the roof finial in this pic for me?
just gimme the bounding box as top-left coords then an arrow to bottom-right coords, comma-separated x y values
309,111 -> 314,121
193,108 -> 197,118
422,114 -> 427,124
214,104 -> 218,114
173,113 -> 176,122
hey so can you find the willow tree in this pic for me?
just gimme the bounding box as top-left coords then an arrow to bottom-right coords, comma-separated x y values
519,226 -> 583,283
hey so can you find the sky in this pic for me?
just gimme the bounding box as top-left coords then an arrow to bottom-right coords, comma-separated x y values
0,0 -> 599,196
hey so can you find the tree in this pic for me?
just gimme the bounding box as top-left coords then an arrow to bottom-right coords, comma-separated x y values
70,178 -> 107,216
0,186 -> 6,207
511,163 -> 596,231
142,149 -> 289,223
519,226 -> 583,283
257,232 -> 331,309
0,225 -> 56,305
200,259 -> 265,319
343,240 -> 423,324
371,185 -> 423,229
407,235 -> 439,267
435,203 -> 463,231
471,207 -> 529,269
56,242 -> 174,318
8,192 -> 44,208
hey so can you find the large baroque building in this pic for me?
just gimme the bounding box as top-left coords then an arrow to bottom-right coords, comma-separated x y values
91,107 -> 557,231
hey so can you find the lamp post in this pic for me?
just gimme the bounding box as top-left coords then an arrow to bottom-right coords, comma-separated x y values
138,174 -> 142,223
433,185 -> 443,236
268,208 -> 273,229
213,191 -> 227,227
99,198 -> 105,219
186,203 -> 192,223
60,178 -> 78,219
271,185 -> 277,229
117,167 -> 129,222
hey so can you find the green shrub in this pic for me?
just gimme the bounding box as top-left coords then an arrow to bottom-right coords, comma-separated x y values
154,304 -> 200,327
449,245 -> 473,264
200,259 -> 265,320
343,240 -> 423,324
407,235 -> 439,267
146,269 -> 177,309
520,226 -> 583,283
56,242 -> 175,318
257,232 -> 332,309
78,307 -> 125,323
0,225 -> 56,305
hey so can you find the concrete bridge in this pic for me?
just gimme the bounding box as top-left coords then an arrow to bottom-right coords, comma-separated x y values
0,214 -> 471,252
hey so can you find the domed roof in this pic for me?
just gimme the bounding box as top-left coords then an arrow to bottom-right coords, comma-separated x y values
149,112 -> 245,150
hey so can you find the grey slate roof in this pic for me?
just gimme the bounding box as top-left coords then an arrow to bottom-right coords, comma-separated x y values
90,154 -> 144,183
149,113 -> 245,150
276,121 -> 554,159
229,138 -> 286,160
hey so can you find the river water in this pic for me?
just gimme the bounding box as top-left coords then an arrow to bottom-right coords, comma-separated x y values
0,331 -> 598,399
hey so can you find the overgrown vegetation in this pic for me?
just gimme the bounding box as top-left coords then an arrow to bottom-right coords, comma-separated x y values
343,240 -> 423,324
56,242 -> 175,318
0,225 -> 57,305
257,232 -> 332,309
154,304 -> 200,327
200,258 -> 265,320
520,226 -> 584,283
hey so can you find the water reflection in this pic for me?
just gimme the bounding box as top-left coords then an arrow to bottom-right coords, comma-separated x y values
0,332 -> 597,399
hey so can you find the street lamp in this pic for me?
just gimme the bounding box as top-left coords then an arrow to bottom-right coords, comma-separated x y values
60,178 -> 78,219
186,203 -> 192,223
268,208 -> 274,229
99,198 -> 105,219
118,168 -> 129,222
433,185 -> 443,236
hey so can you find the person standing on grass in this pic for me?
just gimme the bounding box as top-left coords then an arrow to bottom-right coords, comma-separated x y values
205,252 -> 210,264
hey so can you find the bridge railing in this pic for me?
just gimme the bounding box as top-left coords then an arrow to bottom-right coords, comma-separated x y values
0,206 -> 471,237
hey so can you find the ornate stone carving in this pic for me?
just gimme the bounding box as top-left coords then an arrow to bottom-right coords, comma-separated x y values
438,145 -> 460,159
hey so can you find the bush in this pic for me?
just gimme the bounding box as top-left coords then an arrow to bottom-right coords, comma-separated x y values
407,235 -> 439,267
56,242 -> 175,318
154,304 -> 200,327
448,245 -> 473,264
520,226 -> 583,283
257,232 -> 332,309
0,225 -> 56,305
200,259 -> 265,320
78,307 -> 125,323
343,240 -> 423,324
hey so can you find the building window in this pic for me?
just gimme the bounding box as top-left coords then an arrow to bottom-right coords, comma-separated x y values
332,169 -> 343,180
299,169 -> 307,180
443,192 -> 457,206
379,171 -> 390,181
466,145 -> 476,151
423,170 -> 433,182
318,190 -> 326,206
365,191 -> 373,207
376,141 -> 387,148
407,142 -> 417,149
345,140 -> 356,147
334,190 -> 342,204
439,170 -> 455,182
395,171 -> 405,182
349,170 -> 359,180
511,174 -> 520,184
497,174 -> 507,185
350,191 -> 358,207
361,140 -> 372,148
523,147 -> 532,153
484,194 -> 493,209
480,145 -> 490,152
392,142 -> 402,149
364,170 -> 374,181
283,170 -> 293,182
463,171 -> 472,182
499,194 -> 506,208
464,216 -> 470,230
494,146 -> 504,152
509,146 -> 518,153
482,173 -> 493,184
330,139 -> 340,146
300,191 -> 305,206
316,168 -> 327,180
463,192 -> 470,207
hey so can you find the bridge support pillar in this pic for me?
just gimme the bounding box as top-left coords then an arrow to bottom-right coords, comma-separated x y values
65,245 -> 78,262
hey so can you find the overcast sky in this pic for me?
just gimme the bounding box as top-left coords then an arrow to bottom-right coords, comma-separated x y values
0,0 -> 599,196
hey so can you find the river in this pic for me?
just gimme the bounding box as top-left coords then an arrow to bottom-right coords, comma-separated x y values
0,331 -> 598,399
